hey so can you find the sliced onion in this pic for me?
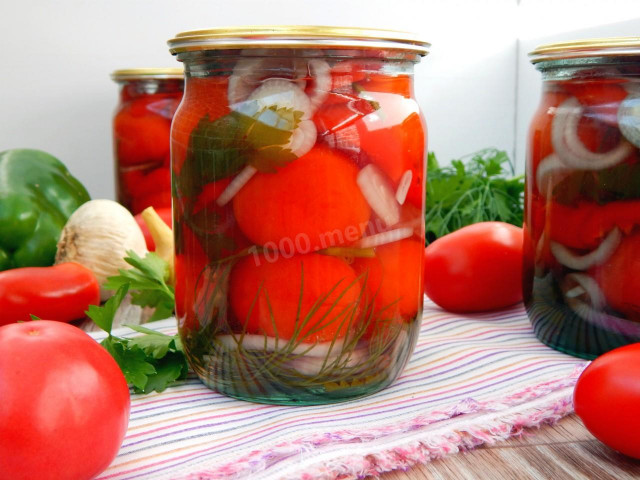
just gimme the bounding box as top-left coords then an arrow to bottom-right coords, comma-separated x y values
550,227 -> 621,271
395,170 -> 413,205
216,334 -> 345,357
357,164 -> 401,227
307,59 -> 331,112
287,119 -> 317,157
563,272 -> 606,310
357,227 -> 413,249
618,92 -> 640,148
227,58 -> 267,105
282,349 -> 365,376
535,153 -> 571,198
233,78 -> 313,121
216,165 -> 257,206
552,97 -> 633,170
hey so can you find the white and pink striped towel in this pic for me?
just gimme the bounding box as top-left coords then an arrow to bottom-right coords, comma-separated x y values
91,298 -> 588,480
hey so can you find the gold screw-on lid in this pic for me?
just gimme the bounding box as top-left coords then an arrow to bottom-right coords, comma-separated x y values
529,37 -> 640,63
167,25 -> 430,56
111,68 -> 184,81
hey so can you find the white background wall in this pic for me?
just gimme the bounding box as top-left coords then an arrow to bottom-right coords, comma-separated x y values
0,0 -> 517,199
1,0 -> 639,199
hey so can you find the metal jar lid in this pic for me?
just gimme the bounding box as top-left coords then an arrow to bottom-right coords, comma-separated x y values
167,25 -> 430,56
111,68 -> 184,82
529,37 -> 640,64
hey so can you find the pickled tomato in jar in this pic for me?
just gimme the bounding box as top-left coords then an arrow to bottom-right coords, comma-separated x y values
525,38 -> 640,358
168,27 -> 429,404
111,68 -> 183,214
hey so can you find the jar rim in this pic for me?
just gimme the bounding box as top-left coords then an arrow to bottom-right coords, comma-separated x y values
529,37 -> 640,64
167,25 -> 430,56
111,68 -> 184,81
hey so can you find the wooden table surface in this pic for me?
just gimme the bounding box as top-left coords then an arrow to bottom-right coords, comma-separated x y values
381,414 -> 640,480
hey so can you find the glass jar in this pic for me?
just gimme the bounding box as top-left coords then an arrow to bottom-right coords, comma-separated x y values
168,26 -> 429,404
525,38 -> 640,359
111,68 -> 184,214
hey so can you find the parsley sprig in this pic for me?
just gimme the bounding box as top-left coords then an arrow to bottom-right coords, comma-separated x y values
86,252 -> 188,394
425,148 -> 524,243
103,251 -> 175,322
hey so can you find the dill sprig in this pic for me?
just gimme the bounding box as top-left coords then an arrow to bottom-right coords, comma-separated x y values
425,148 -> 524,244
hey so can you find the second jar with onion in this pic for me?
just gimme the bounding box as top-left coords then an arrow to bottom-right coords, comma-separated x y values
168,26 -> 429,404
525,38 -> 640,359
111,68 -> 184,214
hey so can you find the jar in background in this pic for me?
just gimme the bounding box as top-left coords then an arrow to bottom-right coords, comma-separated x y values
525,38 -> 640,359
111,68 -> 184,214
168,26 -> 429,404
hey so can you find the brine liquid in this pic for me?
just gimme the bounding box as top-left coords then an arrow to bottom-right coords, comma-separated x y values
524,78 -> 640,359
171,57 -> 426,403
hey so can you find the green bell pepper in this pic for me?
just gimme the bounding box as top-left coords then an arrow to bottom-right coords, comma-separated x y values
0,149 -> 90,270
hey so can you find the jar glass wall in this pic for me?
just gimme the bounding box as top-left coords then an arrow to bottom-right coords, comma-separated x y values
525,38 -> 640,359
111,69 -> 184,214
168,27 -> 429,404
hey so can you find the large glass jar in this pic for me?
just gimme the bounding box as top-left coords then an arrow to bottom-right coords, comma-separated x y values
525,38 -> 640,359
168,26 -> 429,404
111,68 -> 184,214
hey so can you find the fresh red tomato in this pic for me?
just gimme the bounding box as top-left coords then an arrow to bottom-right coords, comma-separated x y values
599,233 -> 640,321
574,343 -> 640,459
135,207 -> 173,251
0,321 -> 130,480
423,222 -> 524,312
0,263 -> 100,326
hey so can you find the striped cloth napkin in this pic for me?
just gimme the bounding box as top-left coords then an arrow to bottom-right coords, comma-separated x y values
92,298 -> 588,480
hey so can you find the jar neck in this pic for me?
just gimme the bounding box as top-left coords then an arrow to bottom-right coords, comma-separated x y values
536,56 -> 640,81
118,79 -> 184,102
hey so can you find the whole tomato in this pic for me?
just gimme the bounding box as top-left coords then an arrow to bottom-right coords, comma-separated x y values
0,321 -> 130,480
574,343 -> 640,459
598,233 -> 640,321
423,222 -> 524,312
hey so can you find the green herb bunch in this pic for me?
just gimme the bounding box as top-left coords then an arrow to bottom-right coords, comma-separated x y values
86,252 -> 188,394
425,148 -> 524,244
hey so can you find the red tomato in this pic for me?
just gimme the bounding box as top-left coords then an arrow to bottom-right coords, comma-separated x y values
134,207 -> 172,251
232,146 -> 370,251
229,253 -> 360,343
564,80 -> 628,126
353,238 -> 424,320
574,343 -> 640,459
131,188 -> 172,215
0,321 -> 130,480
0,263 -> 100,326
599,233 -> 640,321
114,106 -> 171,166
423,222 -> 524,312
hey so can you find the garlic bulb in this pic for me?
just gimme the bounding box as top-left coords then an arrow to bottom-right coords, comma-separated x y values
55,199 -> 147,301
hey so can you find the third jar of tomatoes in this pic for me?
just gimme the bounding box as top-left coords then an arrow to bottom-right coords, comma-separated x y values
167,26 -> 429,404
111,68 -> 184,214
525,38 -> 640,359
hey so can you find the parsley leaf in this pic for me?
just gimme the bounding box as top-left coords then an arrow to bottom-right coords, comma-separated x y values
103,251 -> 174,321
176,107 -> 301,198
86,266 -> 187,394
425,148 -> 524,243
